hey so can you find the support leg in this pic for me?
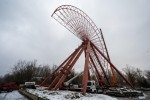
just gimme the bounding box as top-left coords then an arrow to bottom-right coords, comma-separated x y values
40,51 -> 73,86
89,55 -> 106,86
91,45 -> 111,86
91,42 -> 133,88
54,44 -> 85,90
48,44 -> 83,90
82,41 -> 90,95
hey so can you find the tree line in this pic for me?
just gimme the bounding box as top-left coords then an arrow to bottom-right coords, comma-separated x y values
0,60 -> 150,88
0,60 -> 57,84
122,65 -> 150,88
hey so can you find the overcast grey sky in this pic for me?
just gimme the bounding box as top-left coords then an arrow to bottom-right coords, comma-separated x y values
0,0 -> 150,75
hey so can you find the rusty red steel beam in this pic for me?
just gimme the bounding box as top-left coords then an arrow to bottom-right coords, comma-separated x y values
54,44 -> 86,90
49,46 -> 82,90
91,42 -> 134,88
48,44 -> 83,90
100,29 -> 117,85
91,45 -> 111,86
85,50 -> 91,81
89,54 -> 106,87
49,48 -> 80,90
40,46 -> 77,86
82,41 -> 90,95
100,29 -> 110,60
89,56 -> 101,82
89,61 -> 96,80
84,48 -> 91,80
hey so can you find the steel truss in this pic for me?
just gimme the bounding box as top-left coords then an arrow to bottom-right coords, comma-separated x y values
41,5 -> 133,95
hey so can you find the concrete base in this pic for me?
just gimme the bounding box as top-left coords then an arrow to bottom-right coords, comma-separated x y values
19,89 -> 46,100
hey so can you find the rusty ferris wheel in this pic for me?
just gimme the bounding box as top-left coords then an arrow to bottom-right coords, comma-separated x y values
41,5 -> 133,95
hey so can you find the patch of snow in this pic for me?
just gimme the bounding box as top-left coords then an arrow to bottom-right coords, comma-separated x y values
0,91 -> 28,100
27,89 -> 117,100
138,93 -> 146,99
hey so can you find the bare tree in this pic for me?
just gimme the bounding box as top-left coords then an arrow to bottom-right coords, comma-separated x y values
123,65 -> 137,87
35,65 -> 51,77
0,76 -> 3,83
12,60 -> 37,84
146,70 -> 150,82
145,70 -> 150,85
136,68 -> 144,87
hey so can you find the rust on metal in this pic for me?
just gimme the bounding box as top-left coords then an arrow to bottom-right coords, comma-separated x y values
41,5 -> 133,95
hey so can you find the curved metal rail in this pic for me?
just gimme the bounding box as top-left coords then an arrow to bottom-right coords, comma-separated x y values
52,5 -> 107,57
